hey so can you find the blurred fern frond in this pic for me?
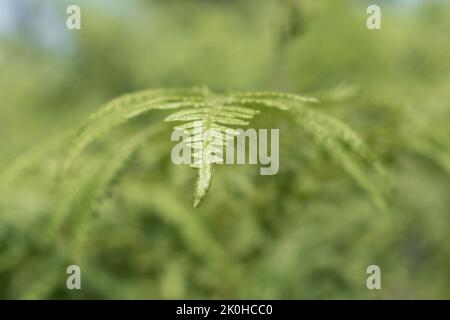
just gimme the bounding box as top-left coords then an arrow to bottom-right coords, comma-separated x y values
52,124 -> 166,251
61,87 -> 207,175
59,86 -> 385,208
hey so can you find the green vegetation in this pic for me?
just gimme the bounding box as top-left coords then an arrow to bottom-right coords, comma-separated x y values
0,0 -> 449,299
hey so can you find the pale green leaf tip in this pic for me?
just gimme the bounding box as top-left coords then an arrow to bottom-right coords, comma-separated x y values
193,197 -> 202,208
193,181 -> 209,208
192,165 -> 213,208
193,185 -> 208,208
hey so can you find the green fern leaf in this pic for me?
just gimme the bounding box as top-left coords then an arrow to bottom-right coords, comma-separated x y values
61,87 -> 206,175
226,95 -> 387,209
51,124 -> 165,252
61,86 -> 385,209
165,104 -> 260,207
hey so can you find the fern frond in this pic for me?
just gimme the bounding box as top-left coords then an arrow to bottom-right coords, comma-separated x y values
51,124 -> 165,253
87,87 -> 206,122
330,145 -> 387,211
18,125 -> 166,299
225,93 -> 386,209
224,98 -> 291,111
61,86 -> 385,209
289,106 -> 387,209
291,107 -> 374,161
231,91 -> 319,103
62,87 -> 205,175
165,104 -> 260,207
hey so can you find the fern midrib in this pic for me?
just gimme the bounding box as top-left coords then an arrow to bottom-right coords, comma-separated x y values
193,101 -> 221,208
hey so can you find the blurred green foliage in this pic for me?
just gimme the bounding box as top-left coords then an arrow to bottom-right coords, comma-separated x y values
0,0 -> 449,299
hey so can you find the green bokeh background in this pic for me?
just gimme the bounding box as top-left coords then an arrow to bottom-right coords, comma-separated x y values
0,0 -> 449,299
